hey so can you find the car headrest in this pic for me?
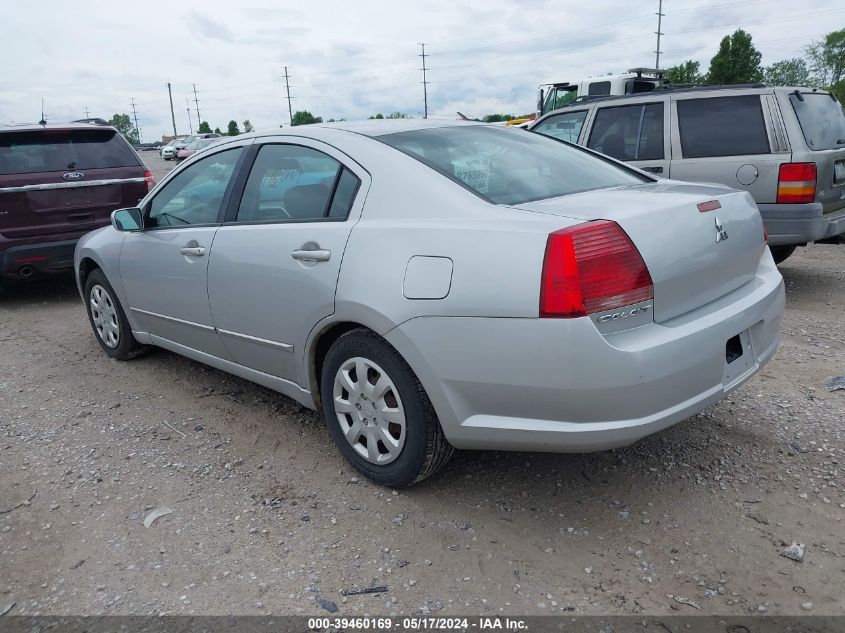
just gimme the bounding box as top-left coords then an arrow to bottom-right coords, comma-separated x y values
283,184 -> 331,219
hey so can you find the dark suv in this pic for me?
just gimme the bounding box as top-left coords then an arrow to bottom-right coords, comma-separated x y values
0,123 -> 153,280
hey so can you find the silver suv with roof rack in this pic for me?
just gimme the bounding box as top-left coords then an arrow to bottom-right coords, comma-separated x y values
530,84 -> 845,263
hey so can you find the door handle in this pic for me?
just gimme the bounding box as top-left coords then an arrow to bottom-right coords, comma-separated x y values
291,249 -> 331,262
179,246 -> 206,257
643,166 -> 664,174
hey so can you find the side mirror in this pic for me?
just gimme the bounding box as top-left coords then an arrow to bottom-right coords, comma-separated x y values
111,207 -> 143,232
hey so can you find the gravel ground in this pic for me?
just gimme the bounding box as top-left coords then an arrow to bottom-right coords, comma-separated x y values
0,166 -> 843,616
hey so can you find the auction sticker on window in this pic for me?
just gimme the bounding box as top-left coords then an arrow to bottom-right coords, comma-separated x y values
452,157 -> 490,194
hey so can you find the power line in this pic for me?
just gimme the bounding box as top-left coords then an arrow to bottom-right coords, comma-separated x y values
192,83 -> 201,128
655,0 -> 665,70
130,98 -> 141,143
283,66 -> 293,126
166,82 -> 177,137
419,43 -> 429,119
185,98 -> 193,134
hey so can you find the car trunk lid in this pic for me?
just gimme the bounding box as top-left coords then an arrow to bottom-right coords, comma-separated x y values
512,181 -> 766,322
787,92 -> 845,213
0,128 -> 147,239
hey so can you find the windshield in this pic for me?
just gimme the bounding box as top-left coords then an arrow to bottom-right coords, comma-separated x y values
790,93 -> 845,151
0,129 -> 140,175
378,125 -> 646,205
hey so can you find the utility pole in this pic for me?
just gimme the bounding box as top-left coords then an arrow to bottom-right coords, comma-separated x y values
654,0 -> 665,70
130,97 -> 141,143
185,98 -> 193,134
192,83 -> 201,129
84,106 -> 90,118
283,66 -> 293,126
419,43 -> 429,119
166,82 -> 177,137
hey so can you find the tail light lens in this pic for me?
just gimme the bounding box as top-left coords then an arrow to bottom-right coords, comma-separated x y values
144,169 -> 156,192
540,220 -> 653,318
777,162 -> 816,204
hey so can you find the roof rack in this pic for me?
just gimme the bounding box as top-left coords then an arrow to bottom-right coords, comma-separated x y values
556,83 -> 770,108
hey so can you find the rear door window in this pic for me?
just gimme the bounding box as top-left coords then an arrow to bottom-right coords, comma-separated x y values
533,111 -> 588,143
236,144 -> 360,222
0,129 -> 140,175
587,103 -> 664,161
677,95 -> 770,157
588,81 -> 611,97
789,92 -> 845,150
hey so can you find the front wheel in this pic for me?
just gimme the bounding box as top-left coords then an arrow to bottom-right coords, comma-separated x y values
84,269 -> 145,360
320,329 -> 453,487
770,245 -> 797,265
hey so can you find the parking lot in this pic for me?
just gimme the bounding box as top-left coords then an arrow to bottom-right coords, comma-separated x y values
0,145 -> 842,617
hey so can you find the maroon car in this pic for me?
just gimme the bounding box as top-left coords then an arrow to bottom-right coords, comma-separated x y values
0,122 -> 154,280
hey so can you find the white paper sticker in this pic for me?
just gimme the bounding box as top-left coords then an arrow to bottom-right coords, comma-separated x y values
452,158 -> 490,194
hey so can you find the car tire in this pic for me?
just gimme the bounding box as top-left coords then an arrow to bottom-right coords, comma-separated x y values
320,328 -> 453,487
83,268 -> 145,361
770,245 -> 797,265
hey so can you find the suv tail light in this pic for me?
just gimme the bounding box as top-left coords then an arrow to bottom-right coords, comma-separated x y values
777,162 -> 816,204
540,220 -> 653,318
144,169 -> 156,192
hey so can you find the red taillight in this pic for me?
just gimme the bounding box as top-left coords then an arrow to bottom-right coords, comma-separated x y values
144,169 -> 156,192
540,220 -> 653,318
777,162 -> 816,204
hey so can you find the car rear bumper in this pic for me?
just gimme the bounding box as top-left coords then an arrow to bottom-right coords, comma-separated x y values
758,202 -> 845,245
1,238 -> 81,278
385,251 -> 784,453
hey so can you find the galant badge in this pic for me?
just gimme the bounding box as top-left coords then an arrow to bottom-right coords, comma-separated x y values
714,217 -> 729,243
62,172 -> 85,181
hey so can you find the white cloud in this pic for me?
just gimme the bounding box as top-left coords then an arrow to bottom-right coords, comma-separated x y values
0,0 -> 840,139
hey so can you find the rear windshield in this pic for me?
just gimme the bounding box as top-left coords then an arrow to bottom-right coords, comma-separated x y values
789,93 -> 845,151
0,129 -> 140,175
378,126 -> 647,205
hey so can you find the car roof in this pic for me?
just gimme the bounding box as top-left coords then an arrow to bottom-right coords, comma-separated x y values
538,84 -> 832,115
313,119 -> 483,137
0,122 -> 119,134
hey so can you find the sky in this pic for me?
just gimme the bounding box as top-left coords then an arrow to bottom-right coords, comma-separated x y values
1,0 -> 842,141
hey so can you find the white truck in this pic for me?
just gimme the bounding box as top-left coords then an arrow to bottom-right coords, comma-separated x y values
537,68 -> 667,117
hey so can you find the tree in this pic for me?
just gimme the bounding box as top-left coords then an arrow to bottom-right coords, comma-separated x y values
667,60 -> 703,85
807,28 -> 845,87
386,112 -> 410,119
213,126 -> 222,134
108,114 -> 138,144
707,29 -> 763,84
198,121 -> 212,133
369,113 -> 385,119
829,79 -> 845,104
242,119 -> 254,133
291,110 -> 322,126
763,58 -> 810,86
482,114 -> 515,123
227,120 -> 240,136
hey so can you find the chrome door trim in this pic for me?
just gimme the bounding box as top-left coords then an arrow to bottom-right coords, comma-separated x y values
216,327 -> 294,353
129,307 -> 216,331
0,177 -> 146,193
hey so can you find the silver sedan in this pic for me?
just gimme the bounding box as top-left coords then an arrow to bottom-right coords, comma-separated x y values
75,121 -> 785,487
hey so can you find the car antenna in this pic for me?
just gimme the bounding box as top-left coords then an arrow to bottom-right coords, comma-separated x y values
39,97 -> 46,126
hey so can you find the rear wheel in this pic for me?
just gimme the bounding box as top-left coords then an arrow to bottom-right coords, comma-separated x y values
770,245 -> 797,265
320,329 -> 453,487
84,269 -> 145,360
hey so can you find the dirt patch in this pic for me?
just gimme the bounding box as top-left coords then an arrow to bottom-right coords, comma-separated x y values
0,244 -> 843,616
